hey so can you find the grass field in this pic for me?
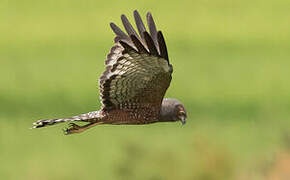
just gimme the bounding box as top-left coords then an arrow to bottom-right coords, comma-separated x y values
1,0 -> 290,179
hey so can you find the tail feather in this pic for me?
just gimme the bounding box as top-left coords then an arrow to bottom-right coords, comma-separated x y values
32,111 -> 100,128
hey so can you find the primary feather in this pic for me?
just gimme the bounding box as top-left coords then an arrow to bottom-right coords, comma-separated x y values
32,10 -> 186,135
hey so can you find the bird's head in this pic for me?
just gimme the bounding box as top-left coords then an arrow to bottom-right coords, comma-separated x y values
160,98 -> 187,125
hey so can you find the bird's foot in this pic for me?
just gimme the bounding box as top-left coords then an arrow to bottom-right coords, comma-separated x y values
63,123 -> 84,135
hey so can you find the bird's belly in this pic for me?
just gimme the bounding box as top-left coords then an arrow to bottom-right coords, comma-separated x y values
103,108 -> 159,125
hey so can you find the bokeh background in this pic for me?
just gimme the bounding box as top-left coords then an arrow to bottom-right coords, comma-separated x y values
1,0 -> 290,179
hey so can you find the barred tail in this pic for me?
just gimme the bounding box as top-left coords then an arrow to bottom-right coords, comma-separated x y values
32,111 -> 101,128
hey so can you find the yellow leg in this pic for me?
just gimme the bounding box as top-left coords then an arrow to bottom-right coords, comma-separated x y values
63,122 -> 104,135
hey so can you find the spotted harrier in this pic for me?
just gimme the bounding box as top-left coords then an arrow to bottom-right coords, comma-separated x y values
33,10 -> 187,135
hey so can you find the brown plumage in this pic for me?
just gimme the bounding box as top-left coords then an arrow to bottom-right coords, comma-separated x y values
32,10 -> 187,135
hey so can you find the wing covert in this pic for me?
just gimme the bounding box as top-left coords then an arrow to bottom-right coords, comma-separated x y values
99,10 -> 172,112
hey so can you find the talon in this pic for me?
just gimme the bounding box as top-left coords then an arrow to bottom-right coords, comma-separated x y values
63,123 -> 82,135
63,128 -> 69,135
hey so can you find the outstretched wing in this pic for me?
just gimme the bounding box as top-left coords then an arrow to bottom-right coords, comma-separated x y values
99,10 -> 173,112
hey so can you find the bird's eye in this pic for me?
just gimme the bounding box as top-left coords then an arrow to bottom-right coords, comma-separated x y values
179,111 -> 186,116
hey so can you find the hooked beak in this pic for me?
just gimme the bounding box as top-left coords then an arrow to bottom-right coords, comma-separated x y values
180,116 -> 186,125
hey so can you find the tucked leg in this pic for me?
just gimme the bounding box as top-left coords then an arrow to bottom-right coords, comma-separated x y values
64,121 -> 104,135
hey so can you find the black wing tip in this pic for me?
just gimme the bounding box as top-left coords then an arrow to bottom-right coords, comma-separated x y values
130,34 -> 148,53
143,31 -> 150,38
112,11 -> 167,58
129,34 -> 137,40
133,10 -> 139,14
146,12 -> 154,23
119,40 -> 129,48
143,31 -> 159,56
119,40 -> 135,52
133,10 -> 140,20
119,40 -> 127,44
157,31 -> 169,61
109,22 -> 120,32
146,11 -> 152,17
120,14 -> 129,27
121,14 -> 127,20
134,10 -> 143,19
157,30 -> 162,36
109,22 -> 117,30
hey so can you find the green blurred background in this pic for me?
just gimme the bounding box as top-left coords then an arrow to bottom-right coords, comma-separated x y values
1,0 -> 290,179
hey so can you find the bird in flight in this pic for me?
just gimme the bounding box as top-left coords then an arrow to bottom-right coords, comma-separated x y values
32,10 -> 187,135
